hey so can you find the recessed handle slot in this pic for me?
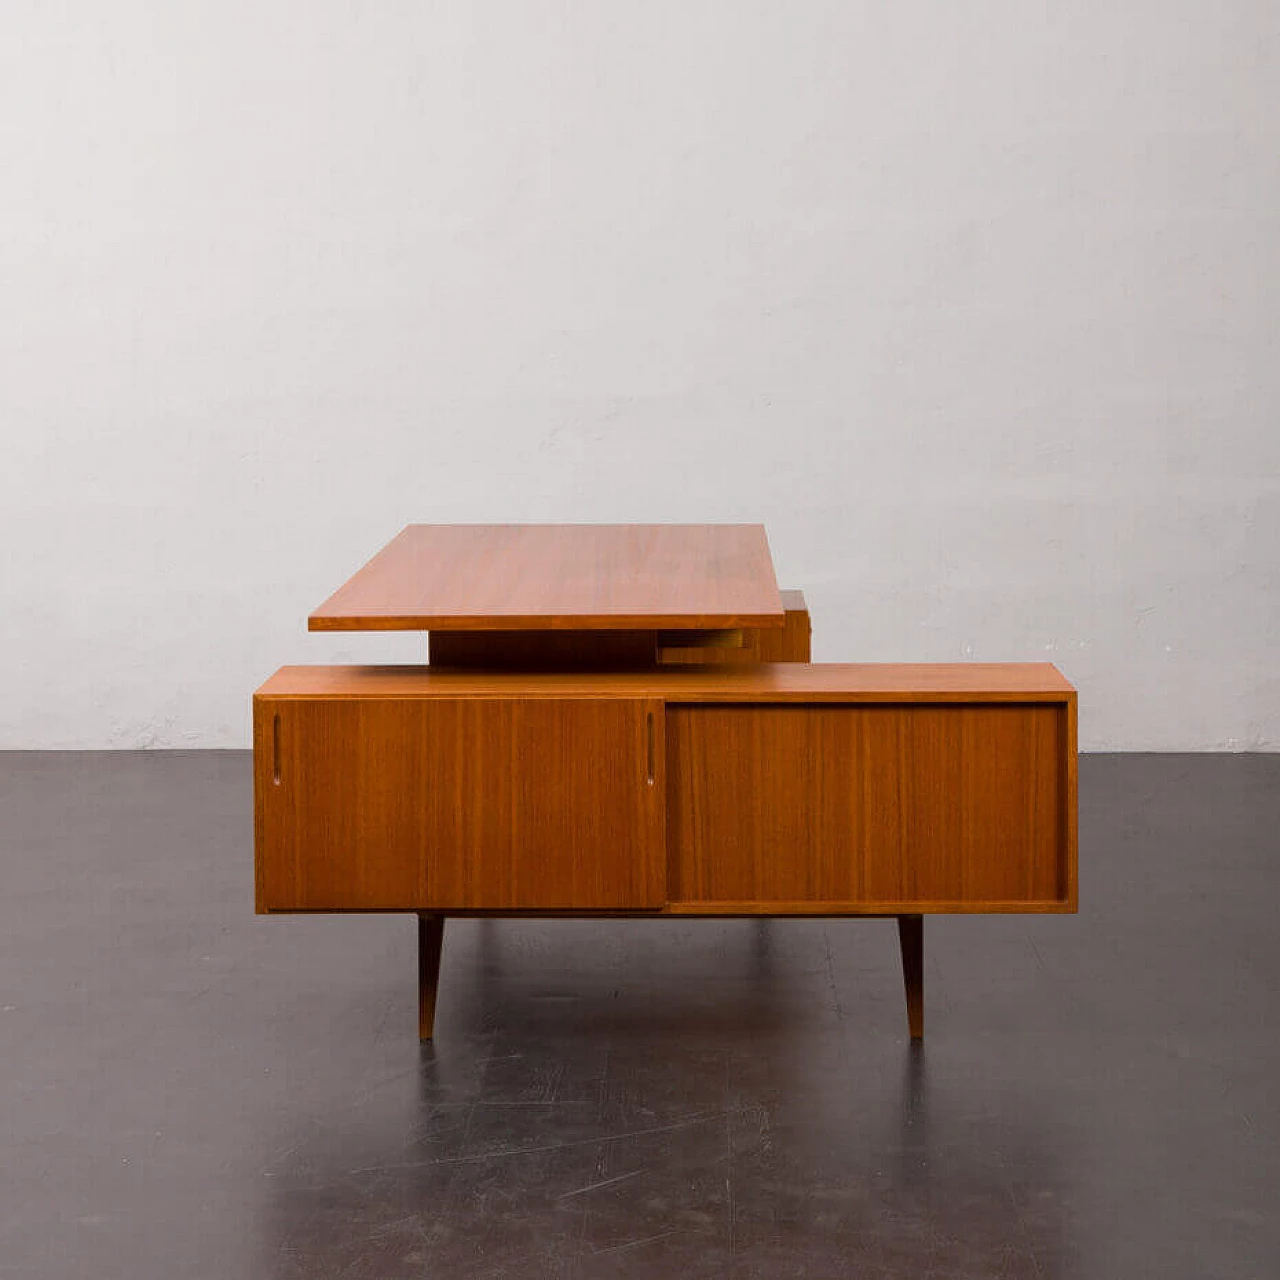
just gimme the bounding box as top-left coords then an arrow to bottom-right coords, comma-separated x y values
272,713 -> 281,786
646,711 -> 655,786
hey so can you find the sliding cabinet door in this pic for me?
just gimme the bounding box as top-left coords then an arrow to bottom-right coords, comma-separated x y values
666,702 -> 1072,911
256,697 -> 664,911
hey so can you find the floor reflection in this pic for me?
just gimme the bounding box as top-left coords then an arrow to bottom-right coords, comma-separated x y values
253,918 -> 1074,1278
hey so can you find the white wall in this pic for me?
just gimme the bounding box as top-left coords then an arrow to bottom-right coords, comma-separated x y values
2,2 -> 1277,751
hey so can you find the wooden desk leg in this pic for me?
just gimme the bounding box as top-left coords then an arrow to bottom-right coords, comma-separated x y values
417,914 -> 445,1041
897,915 -> 924,1040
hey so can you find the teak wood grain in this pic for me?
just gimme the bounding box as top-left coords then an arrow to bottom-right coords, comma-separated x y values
657,590 -> 812,665
254,664 -> 1076,918
256,663 -> 1074,702
254,697 -> 665,912
309,524 -> 785,632
258,515 -> 1081,1038
754,590 -> 812,662
665,703 -> 1071,910
427,590 -> 812,669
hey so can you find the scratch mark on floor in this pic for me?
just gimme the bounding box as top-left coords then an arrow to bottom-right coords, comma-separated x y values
591,1227 -> 684,1255
557,1167 -> 645,1200
822,926 -> 845,1021
471,1099 -> 595,1108
347,1111 -> 723,1174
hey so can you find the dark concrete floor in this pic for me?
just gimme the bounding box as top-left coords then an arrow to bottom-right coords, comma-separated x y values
1,753 -> 1278,1279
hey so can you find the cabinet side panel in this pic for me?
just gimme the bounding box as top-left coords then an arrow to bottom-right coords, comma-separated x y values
258,697 -> 663,911
754,591 -> 811,662
1064,692 -> 1079,909
252,700 -> 272,912
666,703 -> 1067,909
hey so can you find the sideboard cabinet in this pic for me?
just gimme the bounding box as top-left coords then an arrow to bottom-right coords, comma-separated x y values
254,663 -> 1076,1037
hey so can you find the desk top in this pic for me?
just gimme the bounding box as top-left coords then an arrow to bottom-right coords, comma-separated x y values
309,524 -> 785,632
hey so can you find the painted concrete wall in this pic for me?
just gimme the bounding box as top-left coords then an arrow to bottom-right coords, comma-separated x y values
3,3 -> 1277,750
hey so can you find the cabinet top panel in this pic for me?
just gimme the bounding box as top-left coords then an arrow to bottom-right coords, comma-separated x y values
257,663 -> 1076,703
308,524 -> 785,632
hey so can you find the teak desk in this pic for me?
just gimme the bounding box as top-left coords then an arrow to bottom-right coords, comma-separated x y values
254,524 -> 1078,1040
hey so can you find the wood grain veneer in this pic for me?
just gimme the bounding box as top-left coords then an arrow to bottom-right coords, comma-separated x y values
755,590 -> 812,662
260,516 -> 1081,1040
665,703 -> 1071,910
657,590 -> 812,664
254,664 -> 1076,919
427,590 -> 812,669
254,696 -> 665,912
256,663 -> 1074,702
309,524 -> 786,632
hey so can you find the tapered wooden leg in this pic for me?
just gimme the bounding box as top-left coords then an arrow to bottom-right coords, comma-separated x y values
897,914 -> 924,1040
417,913 -> 445,1041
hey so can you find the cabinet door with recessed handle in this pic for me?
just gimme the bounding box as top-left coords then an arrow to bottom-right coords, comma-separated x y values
255,696 -> 665,911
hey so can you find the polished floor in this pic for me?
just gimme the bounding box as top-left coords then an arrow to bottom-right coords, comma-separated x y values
1,752 -> 1278,1279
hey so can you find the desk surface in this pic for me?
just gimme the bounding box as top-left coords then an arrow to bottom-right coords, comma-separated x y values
309,524 -> 785,632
